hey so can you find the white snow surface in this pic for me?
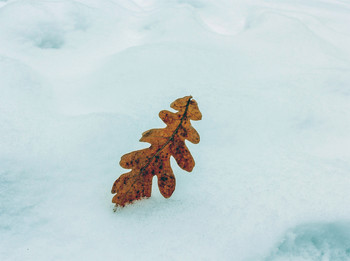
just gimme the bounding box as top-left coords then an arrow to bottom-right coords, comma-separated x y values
1,0 -> 350,260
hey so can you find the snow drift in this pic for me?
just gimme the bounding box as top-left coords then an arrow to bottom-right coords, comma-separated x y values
1,0 -> 350,260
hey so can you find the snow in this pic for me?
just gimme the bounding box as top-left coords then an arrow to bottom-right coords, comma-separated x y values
1,0 -> 350,260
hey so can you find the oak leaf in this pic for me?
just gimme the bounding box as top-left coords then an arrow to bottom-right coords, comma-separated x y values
111,96 -> 202,207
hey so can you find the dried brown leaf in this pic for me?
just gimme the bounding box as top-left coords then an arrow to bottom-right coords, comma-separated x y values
111,96 -> 202,207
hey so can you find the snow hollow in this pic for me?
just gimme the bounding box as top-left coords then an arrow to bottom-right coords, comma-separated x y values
1,0 -> 350,260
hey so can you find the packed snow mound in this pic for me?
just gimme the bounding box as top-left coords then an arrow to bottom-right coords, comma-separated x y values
267,223 -> 350,260
1,0 -> 350,260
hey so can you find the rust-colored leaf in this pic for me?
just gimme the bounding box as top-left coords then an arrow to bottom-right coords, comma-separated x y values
111,95 -> 202,207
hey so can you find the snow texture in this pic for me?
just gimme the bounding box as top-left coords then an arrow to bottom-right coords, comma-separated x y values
1,0 -> 350,260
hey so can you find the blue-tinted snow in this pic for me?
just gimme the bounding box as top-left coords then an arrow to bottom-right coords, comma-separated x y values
1,0 -> 350,260
267,223 -> 350,260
